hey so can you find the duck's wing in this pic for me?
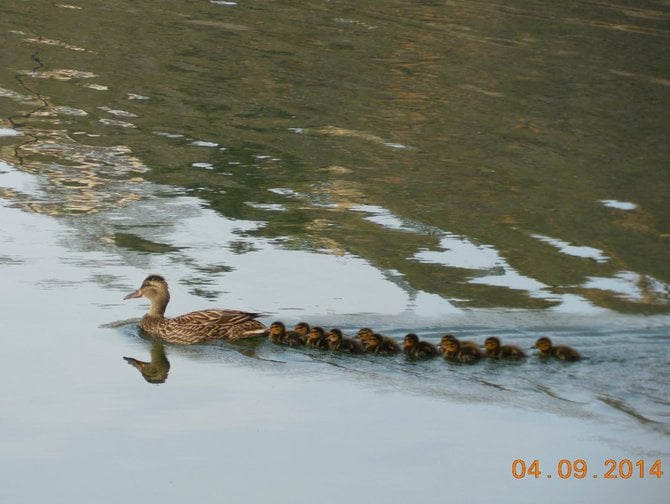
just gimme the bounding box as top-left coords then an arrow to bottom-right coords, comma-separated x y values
166,309 -> 266,342
172,309 -> 262,325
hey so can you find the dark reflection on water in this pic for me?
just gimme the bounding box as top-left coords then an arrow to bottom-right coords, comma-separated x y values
123,341 -> 171,384
0,0 -> 668,314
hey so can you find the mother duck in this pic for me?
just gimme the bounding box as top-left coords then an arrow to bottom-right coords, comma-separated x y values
124,274 -> 267,344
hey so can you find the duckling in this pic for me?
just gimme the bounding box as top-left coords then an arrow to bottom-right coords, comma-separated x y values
533,337 -> 581,361
124,274 -> 266,344
358,328 -> 400,355
440,334 -> 480,353
306,326 -> 329,349
440,335 -> 482,363
293,322 -> 311,343
267,321 -> 305,347
483,336 -> 526,360
403,333 -> 439,359
363,332 -> 401,355
356,327 -> 376,346
326,328 -> 363,354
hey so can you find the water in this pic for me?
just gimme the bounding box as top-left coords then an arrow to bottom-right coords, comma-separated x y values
1,1 -> 669,503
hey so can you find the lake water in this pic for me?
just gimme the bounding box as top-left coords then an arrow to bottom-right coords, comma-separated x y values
1,1 -> 669,503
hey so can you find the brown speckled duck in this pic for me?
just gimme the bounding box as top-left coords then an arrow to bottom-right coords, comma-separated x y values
124,274 -> 267,344
533,337 -> 581,361
483,336 -> 526,360
403,333 -> 439,359
326,328 -> 363,354
268,321 -> 305,347
440,335 -> 482,363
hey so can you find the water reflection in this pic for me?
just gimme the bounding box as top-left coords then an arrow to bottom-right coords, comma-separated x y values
123,341 -> 171,384
1,0 -> 668,312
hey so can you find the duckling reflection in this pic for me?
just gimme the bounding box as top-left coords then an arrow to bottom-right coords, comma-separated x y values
268,321 -> 305,347
440,335 -> 482,363
403,333 -> 439,359
533,337 -> 581,361
123,341 -> 170,384
483,336 -> 526,360
326,328 -> 363,354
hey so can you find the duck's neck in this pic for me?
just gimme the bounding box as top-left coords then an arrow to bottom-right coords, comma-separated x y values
147,292 -> 170,318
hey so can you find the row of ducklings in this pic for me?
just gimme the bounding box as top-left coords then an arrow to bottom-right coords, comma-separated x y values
267,322 -> 581,362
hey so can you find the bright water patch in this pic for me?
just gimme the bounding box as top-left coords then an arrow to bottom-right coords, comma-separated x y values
600,199 -> 638,210
531,234 -> 609,263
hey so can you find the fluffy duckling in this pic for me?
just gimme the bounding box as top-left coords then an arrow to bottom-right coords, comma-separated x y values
440,335 -> 482,363
358,328 -> 400,355
356,327 -> 376,346
306,326 -> 329,349
483,336 -> 526,360
533,337 -> 581,361
326,328 -> 363,354
363,332 -> 401,355
267,321 -> 305,347
293,322 -> 311,343
403,333 -> 439,359
440,334 -> 480,353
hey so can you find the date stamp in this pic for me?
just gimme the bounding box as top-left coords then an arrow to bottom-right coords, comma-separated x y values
512,459 -> 664,479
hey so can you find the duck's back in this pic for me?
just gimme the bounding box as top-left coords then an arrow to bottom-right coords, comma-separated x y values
141,309 -> 266,344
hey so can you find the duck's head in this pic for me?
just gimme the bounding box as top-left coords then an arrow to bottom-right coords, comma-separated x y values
125,274 -> 169,302
269,321 -> 286,337
294,322 -> 310,336
484,336 -> 501,352
326,328 -> 343,344
403,333 -> 419,351
534,337 -> 552,352
124,275 -> 170,316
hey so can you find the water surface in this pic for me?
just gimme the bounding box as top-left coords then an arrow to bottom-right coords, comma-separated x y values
1,1 -> 669,503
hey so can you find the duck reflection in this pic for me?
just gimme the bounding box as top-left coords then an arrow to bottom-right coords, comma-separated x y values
123,341 -> 171,384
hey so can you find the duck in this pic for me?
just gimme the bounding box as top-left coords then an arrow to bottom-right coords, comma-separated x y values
440,335 -> 482,363
306,326 -> 329,349
123,341 -> 170,384
403,333 -> 439,359
124,274 -> 267,344
533,337 -> 581,361
482,336 -> 526,360
268,321 -> 305,347
326,328 -> 363,354
357,328 -> 400,355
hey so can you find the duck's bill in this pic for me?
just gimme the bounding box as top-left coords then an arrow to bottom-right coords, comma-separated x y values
123,289 -> 143,300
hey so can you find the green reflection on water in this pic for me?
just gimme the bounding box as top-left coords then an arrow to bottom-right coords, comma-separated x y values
0,0 -> 668,313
